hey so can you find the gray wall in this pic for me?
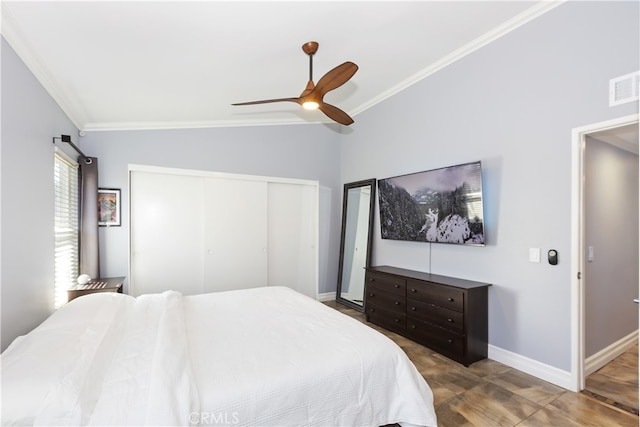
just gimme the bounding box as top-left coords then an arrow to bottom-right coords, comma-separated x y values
584,136 -> 639,357
77,126 -> 343,295
1,38 -> 79,351
340,1 -> 639,371
1,1 -> 638,375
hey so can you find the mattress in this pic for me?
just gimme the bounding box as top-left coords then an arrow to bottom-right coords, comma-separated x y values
1,286 -> 437,426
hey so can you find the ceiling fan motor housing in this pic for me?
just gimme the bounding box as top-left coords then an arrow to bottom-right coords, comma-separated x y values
231,41 -> 357,125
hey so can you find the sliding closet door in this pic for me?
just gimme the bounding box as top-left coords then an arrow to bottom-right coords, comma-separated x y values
268,182 -> 318,298
130,171 -> 204,296
203,178 -> 268,292
130,166 -> 318,299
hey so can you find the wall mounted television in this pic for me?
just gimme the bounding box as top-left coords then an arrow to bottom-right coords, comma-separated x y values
378,161 -> 485,246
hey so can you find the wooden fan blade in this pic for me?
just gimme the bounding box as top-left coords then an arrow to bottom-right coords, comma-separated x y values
314,62 -> 358,96
318,102 -> 354,126
232,97 -> 300,106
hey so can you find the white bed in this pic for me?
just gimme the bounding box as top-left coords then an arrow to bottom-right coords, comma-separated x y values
1,286 -> 437,426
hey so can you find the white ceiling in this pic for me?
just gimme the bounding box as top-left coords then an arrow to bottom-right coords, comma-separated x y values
2,1 -> 564,131
589,124 -> 639,155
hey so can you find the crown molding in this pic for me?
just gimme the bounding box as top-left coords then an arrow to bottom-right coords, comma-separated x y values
1,4 -> 87,130
352,0 -> 566,117
80,117 -> 330,132
3,0 -> 565,132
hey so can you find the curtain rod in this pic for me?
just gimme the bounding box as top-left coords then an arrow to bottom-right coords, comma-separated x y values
53,134 -> 92,163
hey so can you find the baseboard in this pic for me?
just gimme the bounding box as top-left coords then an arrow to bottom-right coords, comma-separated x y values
318,299 -> 575,389
488,345 -> 573,390
585,330 -> 638,376
317,292 -> 335,302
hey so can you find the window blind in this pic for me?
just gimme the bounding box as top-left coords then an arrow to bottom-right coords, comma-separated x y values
54,149 -> 79,308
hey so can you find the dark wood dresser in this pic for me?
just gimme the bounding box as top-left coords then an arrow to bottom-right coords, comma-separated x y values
365,266 -> 490,366
67,277 -> 125,302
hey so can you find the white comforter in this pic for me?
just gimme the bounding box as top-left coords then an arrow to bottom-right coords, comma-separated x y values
2,286 -> 437,426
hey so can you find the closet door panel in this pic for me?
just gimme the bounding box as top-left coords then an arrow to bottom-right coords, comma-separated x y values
203,178 -> 268,292
130,172 -> 204,296
268,182 -> 318,298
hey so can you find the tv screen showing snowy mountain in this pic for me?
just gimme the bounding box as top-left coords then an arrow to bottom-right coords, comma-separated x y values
378,161 -> 485,246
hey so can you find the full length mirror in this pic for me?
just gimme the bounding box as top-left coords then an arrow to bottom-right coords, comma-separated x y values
336,179 -> 376,312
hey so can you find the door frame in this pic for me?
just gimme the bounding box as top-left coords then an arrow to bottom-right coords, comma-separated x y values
570,113 -> 639,392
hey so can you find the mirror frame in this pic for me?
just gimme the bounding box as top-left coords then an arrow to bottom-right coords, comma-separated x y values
335,178 -> 376,312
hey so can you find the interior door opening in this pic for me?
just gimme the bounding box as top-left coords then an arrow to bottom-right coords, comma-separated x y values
571,115 -> 639,411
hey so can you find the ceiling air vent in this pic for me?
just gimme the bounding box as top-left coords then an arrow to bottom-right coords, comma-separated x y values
609,71 -> 639,107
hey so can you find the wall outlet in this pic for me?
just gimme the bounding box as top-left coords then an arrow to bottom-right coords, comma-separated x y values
529,247 -> 541,263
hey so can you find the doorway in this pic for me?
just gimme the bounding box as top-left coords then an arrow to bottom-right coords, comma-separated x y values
571,115 -> 639,407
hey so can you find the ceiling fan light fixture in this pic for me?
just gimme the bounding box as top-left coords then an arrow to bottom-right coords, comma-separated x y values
231,41 -> 358,125
302,101 -> 319,110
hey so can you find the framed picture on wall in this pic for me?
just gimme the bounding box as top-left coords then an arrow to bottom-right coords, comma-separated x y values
98,188 -> 121,226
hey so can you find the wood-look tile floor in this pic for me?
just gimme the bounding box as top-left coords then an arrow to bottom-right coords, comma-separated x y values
324,301 -> 639,427
584,344 -> 638,415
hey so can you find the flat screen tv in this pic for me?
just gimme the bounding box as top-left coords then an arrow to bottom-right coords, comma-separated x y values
378,161 -> 485,246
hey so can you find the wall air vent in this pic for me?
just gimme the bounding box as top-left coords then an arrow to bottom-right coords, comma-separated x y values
609,71 -> 639,107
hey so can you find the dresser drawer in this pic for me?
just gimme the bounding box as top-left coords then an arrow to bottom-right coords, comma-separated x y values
407,298 -> 464,333
365,266 -> 490,367
407,280 -> 464,312
366,288 -> 405,313
366,272 -> 406,296
407,319 -> 464,359
367,305 -> 406,334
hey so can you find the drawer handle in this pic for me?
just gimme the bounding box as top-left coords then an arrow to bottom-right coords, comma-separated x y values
448,339 -> 453,344
447,318 -> 453,323
410,307 -> 416,311
411,324 -> 416,329
394,301 -> 399,305
448,297 -> 454,302
394,284 -> 400,288
369,278 -> 374,282
369,308 -> 375,313
394,318 -> 400,323
369,293 -> 374,297
411,288 -> 417,293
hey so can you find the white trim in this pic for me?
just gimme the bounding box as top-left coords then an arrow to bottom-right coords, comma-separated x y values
585,330 -> 638,377
572,114 -> 640,136
352,1 -> 565,118
81,118 -> 329,132
312,183 -> 320,301
2,1 -> 563,132
570,114 -> 640,392
316,292 -> 336,302
128,164 -> 318,187
1,5 -> 87,130
569,124 -> 585,393
488,345 -> 573,390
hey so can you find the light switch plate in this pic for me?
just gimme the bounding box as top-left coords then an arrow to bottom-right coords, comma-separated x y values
529,247 -> 541,263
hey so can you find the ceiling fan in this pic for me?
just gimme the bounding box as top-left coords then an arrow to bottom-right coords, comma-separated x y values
232,41 -> 358,126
